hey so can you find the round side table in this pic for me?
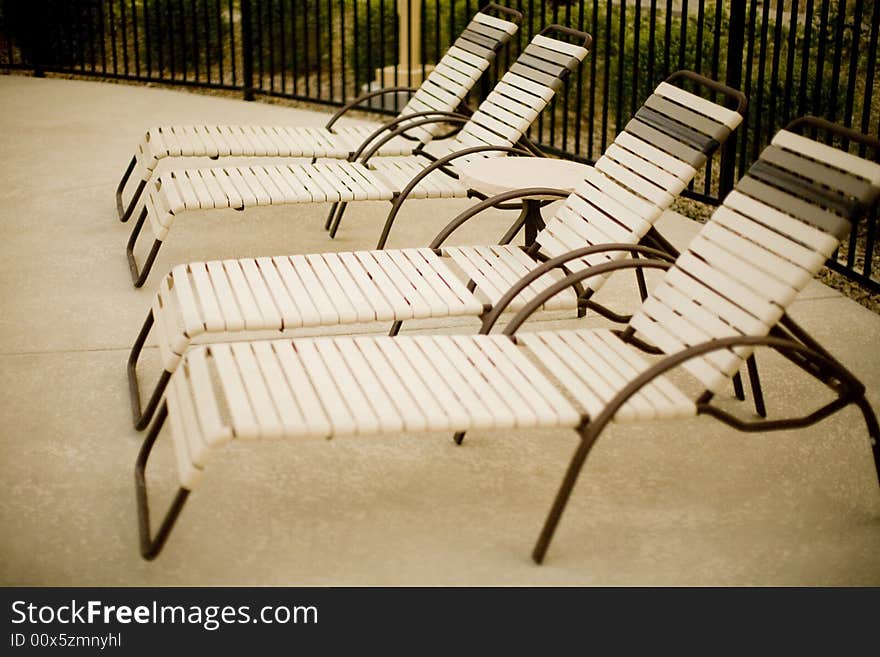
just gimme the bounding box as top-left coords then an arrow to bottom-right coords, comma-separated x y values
457,156 -> 592,245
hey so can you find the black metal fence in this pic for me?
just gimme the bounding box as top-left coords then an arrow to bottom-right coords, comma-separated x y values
1,0 -> 878,290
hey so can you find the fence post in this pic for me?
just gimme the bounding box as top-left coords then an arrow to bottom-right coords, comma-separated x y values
240,0 -> 256,101
29,0 -> 45,77
719,0 -> 746,198
477,0 -> 490,101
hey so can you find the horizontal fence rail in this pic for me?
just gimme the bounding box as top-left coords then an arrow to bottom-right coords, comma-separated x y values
1,0 -> 878,290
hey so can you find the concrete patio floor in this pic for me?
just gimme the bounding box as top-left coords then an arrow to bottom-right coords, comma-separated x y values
0,75 -> 878,586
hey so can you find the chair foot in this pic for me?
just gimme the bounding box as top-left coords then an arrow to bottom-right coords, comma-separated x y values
126,207 -> 163,287
328,202 -> 349,239
389,320 -> 403,337
532,424 -> 601,564
127,310 -> 173,430
453,431 -> 465,445
324,202 -> 338,230
135,403 -> 190,560
116,156 -> 141,222
732,371 -> 746,401
746,354 -> 767,418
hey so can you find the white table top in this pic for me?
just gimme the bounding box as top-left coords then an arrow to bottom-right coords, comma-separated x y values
457,156 -> 591,198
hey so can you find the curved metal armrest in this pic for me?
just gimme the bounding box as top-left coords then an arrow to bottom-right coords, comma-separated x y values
356,112 -> 473,163
429,187 -> 571,249
324,86 -> 417,130
539,24 -> 592,50
485,250 -> 674,334
785,116 -> 880,159
574,334 -> 862,449
481,2 -> 523,22
665,70 -> 748,115
376,144 -> 533,249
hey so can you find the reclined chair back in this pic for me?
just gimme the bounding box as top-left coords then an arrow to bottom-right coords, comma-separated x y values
439,25 -> 591,158
533,71 -> 745,290
392,3 -> 521,144
628,117 -> 880,394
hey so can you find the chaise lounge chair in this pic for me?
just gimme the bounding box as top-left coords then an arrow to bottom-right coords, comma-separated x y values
116,3 -> 522,222
124,25 -> 593,287
134,117 -> 880,562
127,71 -> 746,430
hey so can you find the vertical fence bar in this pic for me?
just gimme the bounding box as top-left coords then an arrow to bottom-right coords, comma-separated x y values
268,0 -> 275,93
797,0 -> 814,119
678,0 -> 688,71
694,0 -> 705,75
739,0 -> 758,174
720,0 -> 746,199
861,0 -> 879,143
844,0 -> 865,129
109,0 -> 118,76
630,0 -> 642,117
255,0 -> 263,90
31,0 -> 45,76
121,0 -> 130,76
828,0 -> 848,122
767,0 -> 784,139
98,0 -> 106,73
574,0 -> 585,155
812,0 -> 831,117
780,0 -> 798,126
241,0 -> 255,99
615,0 -> 625,135
752,0 -> 770,161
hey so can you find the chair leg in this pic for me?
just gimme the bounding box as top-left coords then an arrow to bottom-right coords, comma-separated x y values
135,403 -> 190,560
634,263 -> 649,302
732,372 -> 746,401
855,396 -> 880,486
116,155 -> 148,223
324,201 -> 339,230
128,309 -> 173,430
532,423 -> 602,564
126,207 -> 164,287
453,432 -> 466,445
746,354 -> 767,418
389,320 -> 403,337
328,202 -> 349,239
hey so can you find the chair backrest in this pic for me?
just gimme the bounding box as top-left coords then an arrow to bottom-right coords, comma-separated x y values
396,6 -> 520,143
533,72 -> 745,285
448,27 -> 591,155
629,118 -> 880,394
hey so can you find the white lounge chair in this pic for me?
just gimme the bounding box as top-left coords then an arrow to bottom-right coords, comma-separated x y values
124,25 -> 593,287
134,118 -> 880,562
126,71 -> 747,430
116,3 -> 522,222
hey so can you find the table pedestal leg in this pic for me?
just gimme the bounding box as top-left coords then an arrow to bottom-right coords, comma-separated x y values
523,199 -> 546,246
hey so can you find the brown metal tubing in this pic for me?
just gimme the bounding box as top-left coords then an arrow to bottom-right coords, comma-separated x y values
786,116 -> 880,159
665,70 -> 749,115
136,402 -> 191,560
429,187 -> 571,249
126,207 -> 163,287
127,309 -> 173,430
324,86 -> 418,130
532,334 -> 875,564
481,2 -> 523,22
483,249 -> 675,334
745,355 -> 767,418
376,145 -> 533,249
116,155 -> 138,221
538,24 -> 593,50
355,112 -> 472,164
